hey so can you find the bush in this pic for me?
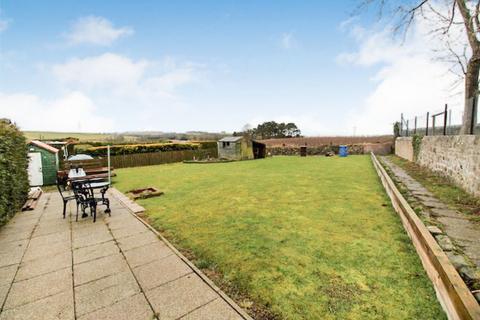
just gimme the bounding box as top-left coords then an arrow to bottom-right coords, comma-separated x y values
0,120 -> 29,226
81,143 -> 200,157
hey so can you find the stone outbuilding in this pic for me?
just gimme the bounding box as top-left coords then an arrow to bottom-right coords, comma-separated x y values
217,136 -> 266,160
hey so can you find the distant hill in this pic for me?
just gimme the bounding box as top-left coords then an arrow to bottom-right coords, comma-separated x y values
23,130 -> 229,142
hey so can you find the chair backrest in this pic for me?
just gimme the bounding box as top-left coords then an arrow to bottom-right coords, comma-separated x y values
56,177 -> 68,200
68,168 -> 86,179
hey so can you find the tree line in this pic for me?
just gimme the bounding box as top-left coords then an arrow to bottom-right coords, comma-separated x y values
233,121 -> 302,139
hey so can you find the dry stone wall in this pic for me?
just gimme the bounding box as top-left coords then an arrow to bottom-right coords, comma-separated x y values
395,136 -> 480,197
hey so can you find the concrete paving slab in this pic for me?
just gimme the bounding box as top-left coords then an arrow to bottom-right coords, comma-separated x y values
134,254 -> 192,290
4,267 -> 71,309
27,231 -> 70,247
78,293 -> 153,320
75,271 -> 140,316
124,242 -> 173,268
0,230 -> 32,243
180,298 -> 244,320
16,251 -> 72,281
0,290 -> 74,320
23,239 -> 70,261
0,265 -> 17,287
146,273 -> 218,319
0,239 -> 28,254
0,285 -> 8,308
0,191 -> 249,320
109,223 -> 148,239
117,231 -> 158,252
73,240 -> 119,264
0,250 -> 24,268
72,230 -> 113,249
74,254 -> 129,286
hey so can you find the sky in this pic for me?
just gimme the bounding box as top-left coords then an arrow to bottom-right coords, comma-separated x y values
0,1 -> 466,135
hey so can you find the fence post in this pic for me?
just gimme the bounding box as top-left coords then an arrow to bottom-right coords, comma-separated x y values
400,113 -> 404,136
406,120 -> 409,137
107,145 -> 111,185
432,113 -> 436,136
426,112 -> 429,136
443,104 -> 448,135
414,116 -> 417,134
471,95 -> 477,134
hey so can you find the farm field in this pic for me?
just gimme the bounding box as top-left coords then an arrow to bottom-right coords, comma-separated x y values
114,156 -> 445,319
23,130 -> 129,142
260,136 -> 393,147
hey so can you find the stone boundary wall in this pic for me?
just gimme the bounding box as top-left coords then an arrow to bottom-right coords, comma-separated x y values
267,142 -> 392,156
395,137 -> 414,161
395,136 -> 480,197
417,135 -> 480,197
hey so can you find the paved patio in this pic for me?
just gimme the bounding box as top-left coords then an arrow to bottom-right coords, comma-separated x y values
0,191 -> 249,320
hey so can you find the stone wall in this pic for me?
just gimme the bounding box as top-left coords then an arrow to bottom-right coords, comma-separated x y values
417,135 -> 480,197
267,142 -> 392,156
394,135 -> 480,197
395,137 -> 414,161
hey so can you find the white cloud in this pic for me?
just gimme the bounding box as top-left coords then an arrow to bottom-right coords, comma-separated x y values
65,16 -> 133,46
0,91 -> 114,132
338,4 -> 466,135
1,52 -> 206,132
280,32 -> 295,49
0,18 -> 9,32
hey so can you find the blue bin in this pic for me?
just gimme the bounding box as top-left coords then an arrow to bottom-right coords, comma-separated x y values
339,145 -> 348,157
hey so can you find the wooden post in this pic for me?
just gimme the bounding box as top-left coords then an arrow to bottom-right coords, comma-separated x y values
471,95 -> 477,134
406,120 -> 409,137
107,145 -> 111,185
443,104 -> 448,136
400,113 -> 404,136
414,116 -> 417,134
426,112 -> 429,136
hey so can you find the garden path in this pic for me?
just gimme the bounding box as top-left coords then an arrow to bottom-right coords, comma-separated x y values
0,190 -> 249,320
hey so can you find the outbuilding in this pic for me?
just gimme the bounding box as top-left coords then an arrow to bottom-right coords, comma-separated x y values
27,140 -> 60,186
217,136 -> 266,160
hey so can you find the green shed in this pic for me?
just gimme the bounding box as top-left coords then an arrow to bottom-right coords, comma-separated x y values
27,140 -> 59,186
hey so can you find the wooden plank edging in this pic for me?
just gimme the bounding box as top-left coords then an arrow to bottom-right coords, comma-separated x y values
108,187 -> 254,320
370,153 -> 480,320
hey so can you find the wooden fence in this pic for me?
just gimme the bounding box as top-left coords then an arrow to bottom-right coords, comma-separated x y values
111,148 -> 217,169
62,148 -> 218,170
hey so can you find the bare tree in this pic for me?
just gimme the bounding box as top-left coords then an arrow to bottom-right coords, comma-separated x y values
357,0 -> 478,134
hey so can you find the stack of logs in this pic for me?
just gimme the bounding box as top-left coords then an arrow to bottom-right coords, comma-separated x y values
22,187 -> 42,211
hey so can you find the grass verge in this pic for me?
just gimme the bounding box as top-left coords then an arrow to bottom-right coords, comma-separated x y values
386,155 -> 480,223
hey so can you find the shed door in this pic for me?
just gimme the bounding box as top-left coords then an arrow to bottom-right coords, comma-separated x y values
28,152 -> 43,186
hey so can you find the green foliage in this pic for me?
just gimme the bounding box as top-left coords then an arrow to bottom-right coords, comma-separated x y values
412,134 -> 423,161
0,120 -> 29,226
115,156 -> 445,319
235,121 -> 302,139
197,141 -> 217,149
80,143 -> 200,157
393,122 -> 401,138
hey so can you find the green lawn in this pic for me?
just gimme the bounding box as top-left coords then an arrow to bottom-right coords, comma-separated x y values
114,156 -> 445,320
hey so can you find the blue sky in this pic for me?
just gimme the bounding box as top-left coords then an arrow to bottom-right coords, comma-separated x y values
0,1 -> 463,135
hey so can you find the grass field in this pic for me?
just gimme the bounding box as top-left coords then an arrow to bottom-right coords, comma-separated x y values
114,156 -> 445,319
23,131 -> 121,141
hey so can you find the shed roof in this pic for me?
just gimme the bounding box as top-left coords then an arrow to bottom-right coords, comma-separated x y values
29,140 -> 59,153
219,136 -> 243,142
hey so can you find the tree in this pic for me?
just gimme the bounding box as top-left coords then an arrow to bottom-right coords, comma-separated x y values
240,121 -> 302,139
357,0 -> 479,134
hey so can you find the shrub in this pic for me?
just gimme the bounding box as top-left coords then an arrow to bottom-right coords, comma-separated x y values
81,143 -> 200,157
0,120 -> 29,226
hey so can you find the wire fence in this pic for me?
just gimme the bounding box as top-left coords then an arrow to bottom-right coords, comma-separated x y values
399,96 -> 480,137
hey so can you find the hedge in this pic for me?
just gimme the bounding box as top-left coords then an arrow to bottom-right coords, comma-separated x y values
0,120 -> 29,226
79,143 -> 201,157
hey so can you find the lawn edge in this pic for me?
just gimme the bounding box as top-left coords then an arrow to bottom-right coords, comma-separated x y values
370,152 -> 480,320
108,187 -> 254,320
